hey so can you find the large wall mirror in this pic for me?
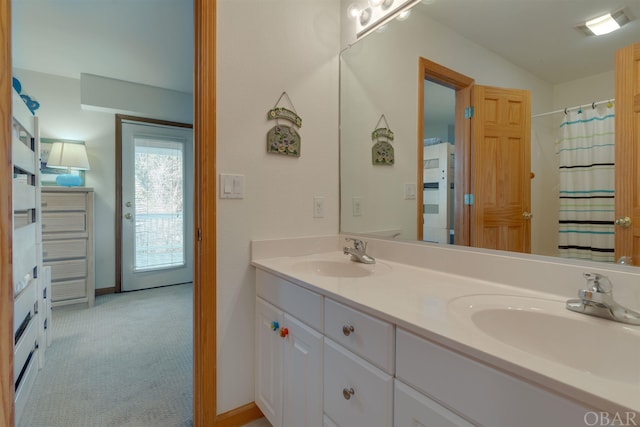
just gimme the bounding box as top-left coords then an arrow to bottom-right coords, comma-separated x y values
340,0 -> 640,266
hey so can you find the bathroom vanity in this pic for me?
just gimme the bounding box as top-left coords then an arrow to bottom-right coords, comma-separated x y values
252,236 -> 640,427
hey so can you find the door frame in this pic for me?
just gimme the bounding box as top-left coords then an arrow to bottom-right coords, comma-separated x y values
417,57 -> 474,246
115,114 -> 193,294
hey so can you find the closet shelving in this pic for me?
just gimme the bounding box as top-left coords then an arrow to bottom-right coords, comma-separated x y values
12,86 -> 50,423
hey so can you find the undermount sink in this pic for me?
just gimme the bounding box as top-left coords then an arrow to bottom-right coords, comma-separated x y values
448,294 -> 640,384
291,259 -> 389,278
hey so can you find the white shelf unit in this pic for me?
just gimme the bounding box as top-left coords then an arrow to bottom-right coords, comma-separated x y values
423,142 -> 454,244
12,88 -> 49,424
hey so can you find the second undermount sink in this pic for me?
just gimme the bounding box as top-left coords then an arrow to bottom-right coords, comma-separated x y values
448,294 -> 640,384
291,259 -> 389,278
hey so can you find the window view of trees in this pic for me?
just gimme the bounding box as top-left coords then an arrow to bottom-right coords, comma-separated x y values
133,139 -> 185,270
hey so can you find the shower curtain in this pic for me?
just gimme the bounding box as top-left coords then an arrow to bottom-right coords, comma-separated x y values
556,105 -> 615,262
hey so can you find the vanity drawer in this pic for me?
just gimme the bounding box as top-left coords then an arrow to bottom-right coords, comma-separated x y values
41,212 -> 86,233
43,239 -> 86,261
323,339 -> 393,427
41,192 -> 87,211
324,298 -> 394,374
46,259 -> 87,281
256,269 -> 323,331
395,328 -> 592,427
51,279 -> 87,302
394,379 -> 474,427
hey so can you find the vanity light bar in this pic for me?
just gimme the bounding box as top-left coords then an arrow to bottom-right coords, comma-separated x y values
357,0 -> 422,39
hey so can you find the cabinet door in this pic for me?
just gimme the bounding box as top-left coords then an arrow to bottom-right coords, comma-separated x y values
283,313 -> 323,427
394,380 -> 474,427
255,298 -> 284,427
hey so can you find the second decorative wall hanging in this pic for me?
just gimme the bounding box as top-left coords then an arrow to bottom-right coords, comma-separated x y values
371,114 -> 394,165
266,91 -> 302,157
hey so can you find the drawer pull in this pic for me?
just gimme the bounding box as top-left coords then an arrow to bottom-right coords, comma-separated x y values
342,325 -> 355,336
270,321 -> 279,332
279,327 -> 289,338
342,387 -> 355,400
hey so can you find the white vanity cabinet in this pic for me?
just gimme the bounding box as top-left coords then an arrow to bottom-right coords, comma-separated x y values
255,270 -> 324,427
254,264 -> 602,427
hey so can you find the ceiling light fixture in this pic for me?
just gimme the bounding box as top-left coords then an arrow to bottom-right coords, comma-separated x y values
357,0 -> 421,38
347,3 -> 361,19
396,9 -> 411,21
369,0 -> 384,6
578,9 -> 632,36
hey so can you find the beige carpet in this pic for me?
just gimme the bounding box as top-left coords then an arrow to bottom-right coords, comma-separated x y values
18,283 -> 193,427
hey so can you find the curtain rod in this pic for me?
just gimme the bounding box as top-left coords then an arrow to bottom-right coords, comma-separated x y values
531,98 -> 615,119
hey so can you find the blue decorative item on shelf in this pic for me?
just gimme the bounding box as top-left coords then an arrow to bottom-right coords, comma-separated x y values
12,77 -> 21,94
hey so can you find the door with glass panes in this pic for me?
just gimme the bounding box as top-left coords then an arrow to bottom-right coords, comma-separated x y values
120,119 -> 193,291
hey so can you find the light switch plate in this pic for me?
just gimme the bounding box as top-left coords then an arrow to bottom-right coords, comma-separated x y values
220,173 -> 244,199
313,196 -> 325,218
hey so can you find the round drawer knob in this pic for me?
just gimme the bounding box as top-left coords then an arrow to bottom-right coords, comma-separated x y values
342,387 -> 355,400
279,327 -> 289,338
342,325 -> 355,336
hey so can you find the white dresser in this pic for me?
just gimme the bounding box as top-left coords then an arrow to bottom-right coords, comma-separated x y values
41,187 -> 95,308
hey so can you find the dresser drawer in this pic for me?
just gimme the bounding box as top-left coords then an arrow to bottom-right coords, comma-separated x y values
46,259 -> 87,281
42,212 -> 86,233
323,339 -> 393,427
41,192 -> 86,211
51,279 -> 87,301
324,298 -> 394,374
43,239 -> 86,261
256,269 -> 323,331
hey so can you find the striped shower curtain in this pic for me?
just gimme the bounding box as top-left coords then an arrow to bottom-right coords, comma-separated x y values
556,105 -> 615,262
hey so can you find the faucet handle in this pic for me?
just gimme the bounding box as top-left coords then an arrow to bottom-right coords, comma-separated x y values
345,237 -> 366,251
582,272 -> 612,294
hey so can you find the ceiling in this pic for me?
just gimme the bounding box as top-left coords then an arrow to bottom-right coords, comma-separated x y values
415,0 -> 639,85
11,0 -> 639,95
11,0 -> 194,94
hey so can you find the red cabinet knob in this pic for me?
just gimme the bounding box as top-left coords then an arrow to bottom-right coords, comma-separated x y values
279,327 -> 289,338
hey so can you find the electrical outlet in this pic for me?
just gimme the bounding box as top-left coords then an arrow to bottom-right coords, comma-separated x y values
404,183 -> 416,200
313,196 -> 325,218
352,197 -> 363,216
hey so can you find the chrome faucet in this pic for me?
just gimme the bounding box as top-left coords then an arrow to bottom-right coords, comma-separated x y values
343,238 -> 375,264
566,273 -> 640,325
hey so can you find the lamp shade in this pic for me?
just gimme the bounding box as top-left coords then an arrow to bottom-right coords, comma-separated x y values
46,142 -> 90,170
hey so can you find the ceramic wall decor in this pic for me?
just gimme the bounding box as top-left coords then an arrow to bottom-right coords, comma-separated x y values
372,114 -> 394,165
267,92 -> 302,157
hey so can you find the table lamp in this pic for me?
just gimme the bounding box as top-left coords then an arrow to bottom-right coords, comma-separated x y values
46,142 -> 90,186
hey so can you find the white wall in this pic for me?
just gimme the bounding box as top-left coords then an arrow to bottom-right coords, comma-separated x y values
13,68 -> 194,290
216,0 -> 340,413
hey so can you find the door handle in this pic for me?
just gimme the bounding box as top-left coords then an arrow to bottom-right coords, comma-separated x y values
615,216 -> 632,228
124,213 -> 132,220
522,212 -> 533,220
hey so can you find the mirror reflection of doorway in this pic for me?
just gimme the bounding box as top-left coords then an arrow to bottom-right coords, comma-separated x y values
417,57 -> 532,253
422,80 -> 455,244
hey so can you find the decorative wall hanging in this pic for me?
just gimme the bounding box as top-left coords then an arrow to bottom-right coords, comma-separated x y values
371,114 -> 395,165
267,91 -> 302,157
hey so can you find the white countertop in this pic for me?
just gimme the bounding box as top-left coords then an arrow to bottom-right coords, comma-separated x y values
252,250 -> 640,414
